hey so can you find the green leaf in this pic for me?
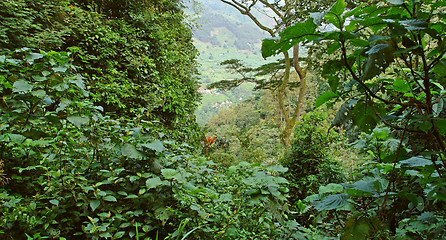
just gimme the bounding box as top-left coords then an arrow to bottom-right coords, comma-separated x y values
161,168 -> 178,179
325,0 -> 347,29
155,207 -> 172,224
103,195 -> 117,202
67,116 -> 90,128
312,194 -> 349,210
52,66 -> 67,72
372,127 -> 390,140
328,0 -> 347,16
310,11 -> 327,26
400,156 -> 432,167
146,177 -> 163,189
140,139 -> 165,152
399,19 -> 428,30
365,44 -> 390,55
417,212 -> 436,223
90,200 -> 100,212
31,89 -> 46,98
13,80 -> 33,92
125,194 -> 138,199
341,217 -> 373,240
262,19 -> 318,58
114,232 -> 126,239
266,165 -> 288,173
99,232 -> 112,238
315,91 -> 338,108
280,19 -> 318,40
386,0 -> 403,5
344,180 -> 377,196
121,143 -> 143,159
26,52 -> 44,63
8,134 -> 26,144
435,119 -> 446,135
393,79 -> 411,92
352,101 -> 384,133
319,183 -> 344,194
49,199 -> 59,206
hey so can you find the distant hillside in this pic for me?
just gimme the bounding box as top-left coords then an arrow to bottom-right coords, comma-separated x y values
193,12 -> 265,51
188,0 -> 272,125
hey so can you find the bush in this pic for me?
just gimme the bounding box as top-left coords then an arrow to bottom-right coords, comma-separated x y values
280,110 -> 345,207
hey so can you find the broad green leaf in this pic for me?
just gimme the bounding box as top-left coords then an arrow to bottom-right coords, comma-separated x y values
341,217 -> 373,240
114,232 -> 126,239
32,75 -> 46,82
13,80 -> 33,92
67,116 -> 90,128
399,19 -> 428,30
146,177 -> 163,189
161,168 -> 178,179
433,99 -> 444,117
372,127 -> 390,140
328,0 -> 347,16
140,139 -> 165,152
386,0 -> 403,5
280,19 -> 318,40
319,183 -> 343,194
352,101 -> 385,133
312,194 -> 349,210
26,52 -> 44,63
121,143 -> 143,159
52,66 -> 67,72
8,133 -> 26,144
125,194 -> 138,199
99,232 -> 112,238
262,19 -> 318,58
435,119 -> 446,135
315,91 -> 338,108
393,79 -> 411,92
268,186 -> 281,196
261,39 -> 280,58
90,200 -> 101,211
418,121 -> 432,133
72,77 -> 85,90
310,11 -> 327,26
31,89 -> 46,98
155,207 -> 171,224
49,199 -> 59,206
266,165 -> 288,173
103,195 -> 117,202
325,0 -> 347,29
365,44 -> 390,55
344,180 -> 377,196
417,212 -> 436,223
400,156 -> 432,167
97,212 -> 109,218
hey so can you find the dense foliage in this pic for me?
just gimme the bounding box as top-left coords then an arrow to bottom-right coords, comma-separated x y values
0,1 -> 297,239
0,0 -> 201,142
264,0 -> 446,238
281,110 -> 345,204
1,0 -> 446,239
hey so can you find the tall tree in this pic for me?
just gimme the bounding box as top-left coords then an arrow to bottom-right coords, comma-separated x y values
217,0 -> 335,146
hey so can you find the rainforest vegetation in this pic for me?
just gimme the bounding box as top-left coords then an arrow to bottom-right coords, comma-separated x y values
1,0 -> 445,239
